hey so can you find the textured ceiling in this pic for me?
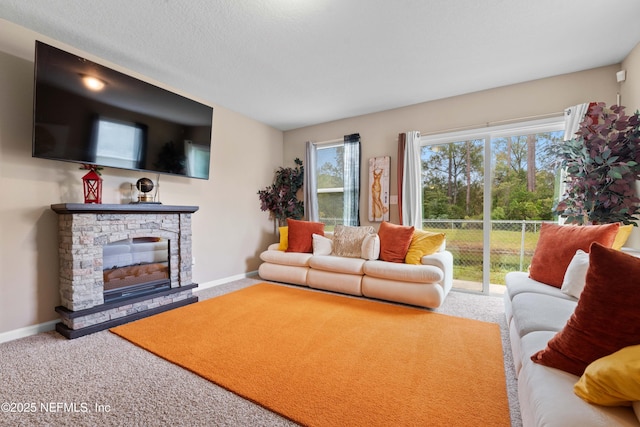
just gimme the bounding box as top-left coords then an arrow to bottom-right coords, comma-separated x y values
1,0 -> 640,131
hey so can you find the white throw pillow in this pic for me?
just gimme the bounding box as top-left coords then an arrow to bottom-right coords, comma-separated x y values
361,234 -> 380,260
560,249 -> 590,299
312,233 -> 333,256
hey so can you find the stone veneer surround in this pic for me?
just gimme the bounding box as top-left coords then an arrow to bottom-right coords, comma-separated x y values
50,203 -> 199,339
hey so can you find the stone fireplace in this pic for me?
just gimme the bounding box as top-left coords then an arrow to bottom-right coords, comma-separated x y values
51,203 -> 199,339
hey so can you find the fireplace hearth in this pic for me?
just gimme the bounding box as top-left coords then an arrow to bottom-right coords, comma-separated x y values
51,203 -> 199,339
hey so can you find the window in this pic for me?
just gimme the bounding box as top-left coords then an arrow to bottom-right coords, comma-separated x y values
92,117 -> 146,169
420,117 -> 564,293
184,140 -> 210,179
316,141 -> 344,228
310,134 -> 361,228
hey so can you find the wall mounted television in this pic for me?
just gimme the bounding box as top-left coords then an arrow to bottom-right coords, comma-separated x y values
32,41 -> 213,179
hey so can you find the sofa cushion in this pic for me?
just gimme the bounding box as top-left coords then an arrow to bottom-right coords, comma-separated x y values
560,249 -> 590,299
518,331 -> 639,427
574,345 -> 640,406
363,260 -> 443,284
505,272 -> 575,302
404,229 -> 446,265
361,276 -> 446,308
510,328 -> 556,375
528,222 -> 619,288
307,269 -> 363,296
510,293 -> 577,338
286,219 -> 324,253
258,263 -> 308,286
332,225 -> 375,258
309,255 -> 366,275
531,243 -> 640,377
377,221 -> 414,263
259,250 -> 313,267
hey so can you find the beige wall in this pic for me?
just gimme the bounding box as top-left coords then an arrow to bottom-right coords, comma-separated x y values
621,42 -> 640,112
0,21 -> 283,335
1,17 -> 638,336
284,65 -> 633,238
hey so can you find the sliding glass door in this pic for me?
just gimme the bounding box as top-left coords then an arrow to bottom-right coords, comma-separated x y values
421,118 -> 564,293
421,139 -> 485,292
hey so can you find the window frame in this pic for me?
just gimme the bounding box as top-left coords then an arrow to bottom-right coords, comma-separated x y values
419,116 -> 565,294
315,139 -> 345,226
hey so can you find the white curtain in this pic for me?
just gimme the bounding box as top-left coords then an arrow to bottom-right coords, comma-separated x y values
303,140 -> 319,222
402,131 -> 422,229
564,103 -> 589,142
557,103 -> 590,224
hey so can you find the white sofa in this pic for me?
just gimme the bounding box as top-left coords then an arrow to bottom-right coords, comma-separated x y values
504,249 -> 640,427
258,233 -> 453,309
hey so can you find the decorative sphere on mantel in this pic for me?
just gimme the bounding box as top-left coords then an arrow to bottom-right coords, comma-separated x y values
136,178 -> 154,193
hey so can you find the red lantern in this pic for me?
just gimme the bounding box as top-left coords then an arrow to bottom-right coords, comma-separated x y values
82,169 -> 103,204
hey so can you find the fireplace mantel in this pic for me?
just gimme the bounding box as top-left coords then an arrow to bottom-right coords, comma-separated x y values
50,203 -> 199,339
51,203 -> 199,214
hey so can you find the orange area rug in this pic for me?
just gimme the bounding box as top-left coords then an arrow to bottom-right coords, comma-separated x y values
111,283 -> 510,426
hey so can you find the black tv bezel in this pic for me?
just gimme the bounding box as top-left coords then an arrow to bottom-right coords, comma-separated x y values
32,41 -> 213,180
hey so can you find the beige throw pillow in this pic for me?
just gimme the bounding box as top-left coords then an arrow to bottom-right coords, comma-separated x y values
332,225 -> 375,258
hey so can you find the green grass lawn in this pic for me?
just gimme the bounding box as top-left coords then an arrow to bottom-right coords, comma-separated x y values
322,222 -> 541,286
425,226 -> 541,285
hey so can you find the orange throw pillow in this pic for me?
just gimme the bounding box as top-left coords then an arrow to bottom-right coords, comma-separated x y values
285,219 -> 324,253
528,223 -> 619,288
531,243 -> 640,377
377,221 -> 414,263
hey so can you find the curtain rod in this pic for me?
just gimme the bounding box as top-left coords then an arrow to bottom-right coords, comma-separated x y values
419,111 -> 564,137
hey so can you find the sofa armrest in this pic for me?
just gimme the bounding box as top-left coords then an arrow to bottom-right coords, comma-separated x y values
421,251 -> 453,294
267,243 -> 281,251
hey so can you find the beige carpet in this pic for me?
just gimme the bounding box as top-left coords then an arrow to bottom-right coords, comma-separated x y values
111,283 -> 510,427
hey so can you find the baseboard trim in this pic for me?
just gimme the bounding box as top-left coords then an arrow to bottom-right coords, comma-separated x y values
196,270 -> 259,292
0,320 -> 59,344
0,271 -> 259,344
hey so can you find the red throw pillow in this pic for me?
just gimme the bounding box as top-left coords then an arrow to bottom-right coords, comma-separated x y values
531,243 -> 640,377
285,219 -> 324,253
377,221 -> 414,263
528,223 -> 619,288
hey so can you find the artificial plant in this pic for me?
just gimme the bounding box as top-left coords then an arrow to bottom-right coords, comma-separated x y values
553,102 -> 640,225
258,158 -> 304,226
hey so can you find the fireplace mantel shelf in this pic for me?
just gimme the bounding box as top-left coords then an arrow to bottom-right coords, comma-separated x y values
51,203 -> 199,214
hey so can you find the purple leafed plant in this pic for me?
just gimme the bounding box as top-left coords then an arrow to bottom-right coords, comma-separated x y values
258,158 -> 304,225
554,102 -> 640,225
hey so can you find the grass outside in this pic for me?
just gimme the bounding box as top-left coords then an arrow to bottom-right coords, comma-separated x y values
321,220 -> 542,287
425,226 -> 542,286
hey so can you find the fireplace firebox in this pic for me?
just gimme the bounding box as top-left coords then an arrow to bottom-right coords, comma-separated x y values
51,203 -> 199,339
103,237 -> 171,303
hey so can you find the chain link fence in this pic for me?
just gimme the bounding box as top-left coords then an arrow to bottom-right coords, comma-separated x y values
319,218 -> 548,289
423,219 -> 550,287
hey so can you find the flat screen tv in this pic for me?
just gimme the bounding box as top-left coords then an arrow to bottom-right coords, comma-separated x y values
32,41 -> 213,179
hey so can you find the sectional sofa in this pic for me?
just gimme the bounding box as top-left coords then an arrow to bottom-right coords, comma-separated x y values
258,221 -> 453,309
504,222 -> 640,427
